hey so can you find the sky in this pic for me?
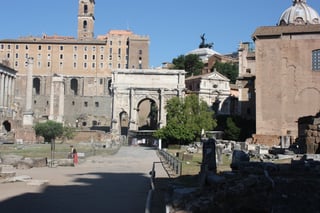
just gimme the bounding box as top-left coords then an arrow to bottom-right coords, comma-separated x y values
1,0 -> 320,68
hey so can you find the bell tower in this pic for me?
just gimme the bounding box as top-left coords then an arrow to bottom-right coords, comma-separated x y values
77,0 -> 95,40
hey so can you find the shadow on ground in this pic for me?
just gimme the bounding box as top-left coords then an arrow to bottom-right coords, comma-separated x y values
0,172 -> 168,213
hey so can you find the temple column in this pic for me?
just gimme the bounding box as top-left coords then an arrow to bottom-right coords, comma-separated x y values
23,57 -> 34,126
0,73 -> 4,107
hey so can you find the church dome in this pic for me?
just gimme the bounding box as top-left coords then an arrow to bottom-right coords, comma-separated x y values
278,0 -> 320,25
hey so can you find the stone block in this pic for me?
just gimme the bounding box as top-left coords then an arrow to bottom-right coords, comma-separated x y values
0,171 -> 16,179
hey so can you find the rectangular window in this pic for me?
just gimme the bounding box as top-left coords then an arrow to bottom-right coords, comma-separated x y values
312,49 -> 320,71
38,45 -> 41,50
60,54 -> 63,59
60,46 -> 64,51
84,101 -> 88,107
74,46 -> 78,51
48,46 -> 51,51
15,45 -> 19,50
95,102 -> 99,107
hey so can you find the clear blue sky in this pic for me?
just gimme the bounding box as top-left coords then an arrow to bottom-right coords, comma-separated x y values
1,0 -> 320,67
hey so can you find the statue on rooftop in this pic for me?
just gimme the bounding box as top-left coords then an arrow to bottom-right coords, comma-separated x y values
199,33 -> 213,49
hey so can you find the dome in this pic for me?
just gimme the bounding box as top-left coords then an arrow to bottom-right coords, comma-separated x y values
278,0 -> 320,25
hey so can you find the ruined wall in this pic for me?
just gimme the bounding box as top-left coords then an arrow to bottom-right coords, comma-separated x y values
298,115 -> 320,154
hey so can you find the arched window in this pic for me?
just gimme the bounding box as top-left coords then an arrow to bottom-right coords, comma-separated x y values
33,78 -> 41,95
83,21 -> 88,30
84,5 -> 88,14
71,79 -> 78,96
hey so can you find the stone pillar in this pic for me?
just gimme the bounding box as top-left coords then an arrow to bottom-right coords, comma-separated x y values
111,87 -> 118,133
49,77 -> 54,120
129,88 -> 137,130
23,57 -> 34,126
159,89 -> 166,128
3,75 -> 8,107
57,77 -> 65,123
7,76 -> 12,108
0,73 -> 4,107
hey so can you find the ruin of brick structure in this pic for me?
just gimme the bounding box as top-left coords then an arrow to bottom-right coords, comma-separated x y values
297,114 -> 320,154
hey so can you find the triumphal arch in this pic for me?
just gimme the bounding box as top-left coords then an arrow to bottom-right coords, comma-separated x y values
110,69 -> 185,135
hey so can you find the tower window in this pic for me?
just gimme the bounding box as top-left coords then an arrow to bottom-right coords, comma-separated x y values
84,5 -> 88,14
83,21 -> 88,30
312,49 -> 320,71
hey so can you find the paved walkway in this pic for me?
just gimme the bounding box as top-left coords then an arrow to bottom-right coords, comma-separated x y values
0,146 -> 169,213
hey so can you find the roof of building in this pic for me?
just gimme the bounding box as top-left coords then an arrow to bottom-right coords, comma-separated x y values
278,0 -> 320,25
252,24 -> 320,40
185,70 -> 229,82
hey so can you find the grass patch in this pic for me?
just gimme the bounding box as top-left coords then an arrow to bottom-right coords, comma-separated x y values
0,143 -> 120,159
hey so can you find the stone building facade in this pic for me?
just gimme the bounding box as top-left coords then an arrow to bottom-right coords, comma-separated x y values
185,71 -> 231,114
0,0 -> 149,130
253,0 -> 320,145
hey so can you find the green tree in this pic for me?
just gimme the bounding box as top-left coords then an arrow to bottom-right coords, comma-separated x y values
154,94 -> 217,145
172,54 -> 204,77
212,61 -> 238,83
62,126 -> 76,143
224,117 -> 241,141
34,120 -> 64,142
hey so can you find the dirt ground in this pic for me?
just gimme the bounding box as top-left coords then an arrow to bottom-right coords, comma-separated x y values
0,146 -> 169,213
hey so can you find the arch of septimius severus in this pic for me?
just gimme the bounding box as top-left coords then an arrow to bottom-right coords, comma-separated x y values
110,69 -> 185,135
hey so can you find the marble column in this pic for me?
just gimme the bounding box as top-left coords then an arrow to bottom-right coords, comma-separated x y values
22,57 -> 34,126
3,75 -> 8,108
0,73 -> 4,107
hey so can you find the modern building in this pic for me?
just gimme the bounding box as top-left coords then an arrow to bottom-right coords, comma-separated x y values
0,0 -> 149,130
253,0 -> 320,145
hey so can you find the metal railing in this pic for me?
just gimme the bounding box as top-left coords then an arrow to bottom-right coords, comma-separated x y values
158,149 -> 182,176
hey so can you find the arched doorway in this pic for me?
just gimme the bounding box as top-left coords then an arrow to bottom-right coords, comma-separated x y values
120,111 -> 129,135
137,99 -> 158,130
70,78 -> 78,96
33,78 -> 40,95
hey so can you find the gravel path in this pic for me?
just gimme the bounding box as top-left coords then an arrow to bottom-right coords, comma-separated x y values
0,146 -> 168,213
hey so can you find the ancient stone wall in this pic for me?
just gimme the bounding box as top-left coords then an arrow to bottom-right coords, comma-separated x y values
298,115 -> 320,154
